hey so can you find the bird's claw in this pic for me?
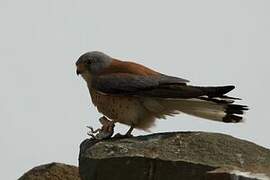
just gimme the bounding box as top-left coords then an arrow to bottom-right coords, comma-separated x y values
86,117 -> 115,140
87,126 -> 100,139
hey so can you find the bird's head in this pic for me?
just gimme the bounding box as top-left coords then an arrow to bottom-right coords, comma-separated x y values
76,51 -> 112,78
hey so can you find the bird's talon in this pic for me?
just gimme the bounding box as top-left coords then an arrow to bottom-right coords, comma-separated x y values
86,117 -> 115,140
88,133 -> 97,140
113,133 -> 133,139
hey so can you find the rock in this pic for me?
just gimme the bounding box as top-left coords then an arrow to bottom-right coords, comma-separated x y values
79,132 -> 270,180
19,162 -> 80,180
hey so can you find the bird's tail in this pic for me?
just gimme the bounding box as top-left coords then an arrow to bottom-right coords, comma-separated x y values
143,85 -> 248,123
165,97 -> 248,123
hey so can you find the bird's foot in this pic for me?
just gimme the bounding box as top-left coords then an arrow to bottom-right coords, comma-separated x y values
87,116 -> 115,140
113,126 -> 134,139
87,126 -> 102,140
113,133 -> 133,139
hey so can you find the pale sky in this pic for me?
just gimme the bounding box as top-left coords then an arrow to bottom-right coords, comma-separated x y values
0,0 -> 269,179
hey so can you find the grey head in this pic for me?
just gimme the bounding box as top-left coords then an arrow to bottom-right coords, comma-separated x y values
76,51 -> 112,75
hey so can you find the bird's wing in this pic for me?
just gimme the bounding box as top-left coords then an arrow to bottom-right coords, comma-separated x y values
91,73 -> 213,98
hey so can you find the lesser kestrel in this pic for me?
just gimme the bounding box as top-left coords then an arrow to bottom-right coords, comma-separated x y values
76,51 -> 248,137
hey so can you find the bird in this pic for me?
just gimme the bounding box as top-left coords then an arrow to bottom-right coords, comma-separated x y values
76,51 -> 248,137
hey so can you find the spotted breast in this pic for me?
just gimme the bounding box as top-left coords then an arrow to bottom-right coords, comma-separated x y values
89,89 -> 148,127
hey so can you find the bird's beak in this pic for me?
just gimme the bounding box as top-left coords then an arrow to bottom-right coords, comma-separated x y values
76,69 -> 81,76
76,64 -> 85,76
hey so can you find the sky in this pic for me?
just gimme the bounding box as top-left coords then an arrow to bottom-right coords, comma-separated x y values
0,0 -> 269,179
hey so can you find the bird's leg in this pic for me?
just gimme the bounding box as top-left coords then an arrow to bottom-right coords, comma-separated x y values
125,126 -> 134,137
113,124 -> 134,138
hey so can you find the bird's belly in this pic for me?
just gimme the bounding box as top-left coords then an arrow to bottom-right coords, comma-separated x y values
90,90 -> 145,126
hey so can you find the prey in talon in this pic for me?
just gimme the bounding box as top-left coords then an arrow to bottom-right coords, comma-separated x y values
87,116 -> 115,140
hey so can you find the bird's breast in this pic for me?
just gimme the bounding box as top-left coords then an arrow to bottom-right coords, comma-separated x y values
89,89 -> 146,125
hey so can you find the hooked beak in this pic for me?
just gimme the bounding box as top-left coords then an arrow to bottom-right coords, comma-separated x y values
76,69 -> 81,76
76,64 -> 85,76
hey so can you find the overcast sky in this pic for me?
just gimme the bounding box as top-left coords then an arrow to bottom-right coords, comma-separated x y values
0,0 -> 269,179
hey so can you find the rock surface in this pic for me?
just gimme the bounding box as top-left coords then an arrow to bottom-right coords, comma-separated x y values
19,162 -> 80,180
79,132 -> 270,180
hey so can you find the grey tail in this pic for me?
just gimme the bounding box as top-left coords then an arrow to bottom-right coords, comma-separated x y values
198,95 -> 249,123
223,104 -> 249,122
197,85 -> 248,122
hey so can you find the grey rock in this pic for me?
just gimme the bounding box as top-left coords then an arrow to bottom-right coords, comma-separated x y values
79,132 -> 270,180
19,162 -> 80,180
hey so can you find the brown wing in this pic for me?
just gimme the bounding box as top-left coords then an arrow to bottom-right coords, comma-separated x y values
99,59 -> 160,76
99,59 -> 189,83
